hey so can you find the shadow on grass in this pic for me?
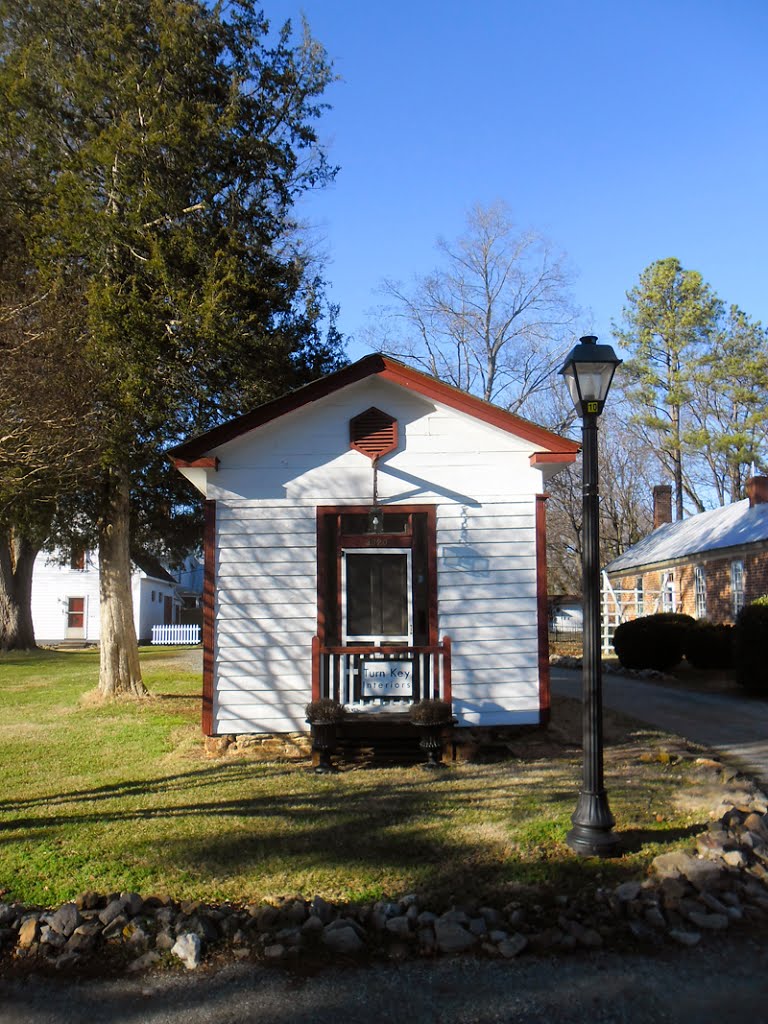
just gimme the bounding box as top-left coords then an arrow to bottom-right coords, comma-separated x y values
614,823 -> 705,854
0,757 -> 709,902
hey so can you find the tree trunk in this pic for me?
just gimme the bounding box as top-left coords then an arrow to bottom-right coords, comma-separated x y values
0,529 -> 39,651
98,466 -> 146,697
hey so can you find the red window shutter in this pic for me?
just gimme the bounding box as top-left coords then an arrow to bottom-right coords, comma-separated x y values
349,407 -> 398,460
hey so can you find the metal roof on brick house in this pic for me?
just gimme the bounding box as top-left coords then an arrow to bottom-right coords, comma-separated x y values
604,498 -> 768,575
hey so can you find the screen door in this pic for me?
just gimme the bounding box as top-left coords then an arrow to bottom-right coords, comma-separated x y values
342,549 -> 412,644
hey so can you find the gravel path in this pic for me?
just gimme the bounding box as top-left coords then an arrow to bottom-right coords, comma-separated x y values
2,935 -> 768,1024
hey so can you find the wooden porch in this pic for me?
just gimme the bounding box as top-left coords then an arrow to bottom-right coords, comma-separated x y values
311,636 -> 452,711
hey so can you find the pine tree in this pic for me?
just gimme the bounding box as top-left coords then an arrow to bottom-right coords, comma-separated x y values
613,258 -> 721,519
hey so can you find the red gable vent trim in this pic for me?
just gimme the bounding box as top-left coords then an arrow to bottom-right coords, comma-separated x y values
349,407 -> 398,460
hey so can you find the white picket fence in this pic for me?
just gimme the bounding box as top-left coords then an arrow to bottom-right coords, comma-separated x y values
150,624 -> 201,646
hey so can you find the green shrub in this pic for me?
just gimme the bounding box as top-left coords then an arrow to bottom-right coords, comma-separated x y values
612,613 -> 695,671
684,621 -> 734,670
734,602 -> 768,692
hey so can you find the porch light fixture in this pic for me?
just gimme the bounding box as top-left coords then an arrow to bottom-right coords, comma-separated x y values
559,335 -> 622,858
367,506 -> 384,534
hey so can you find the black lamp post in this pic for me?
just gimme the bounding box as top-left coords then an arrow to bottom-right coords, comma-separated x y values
559,335 -> 622,857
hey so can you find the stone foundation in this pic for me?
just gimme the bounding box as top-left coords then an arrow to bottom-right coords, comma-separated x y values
203,732 -> 312,761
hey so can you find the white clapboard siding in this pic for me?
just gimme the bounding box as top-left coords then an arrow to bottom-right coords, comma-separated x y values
201,374 -> 553,733
213,501 -> 317,734
438,598 -> 536,616
217,602 -> 315,618
217,548 -> 315,568
439,530 -> 536,549
216,710 -> 308,734
437,500 -> 540,724
30,549 -> 175,643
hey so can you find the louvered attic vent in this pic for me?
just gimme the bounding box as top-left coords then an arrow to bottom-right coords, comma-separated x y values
349,407 -> 398,460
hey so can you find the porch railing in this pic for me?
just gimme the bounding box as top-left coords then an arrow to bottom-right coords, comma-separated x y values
312,637 -> 452,708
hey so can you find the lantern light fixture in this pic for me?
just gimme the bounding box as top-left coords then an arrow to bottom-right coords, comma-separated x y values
559,335 -> 622,418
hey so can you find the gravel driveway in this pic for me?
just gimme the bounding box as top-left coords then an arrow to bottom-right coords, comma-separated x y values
2,935 -> 768,1024
551,667 -> 768,787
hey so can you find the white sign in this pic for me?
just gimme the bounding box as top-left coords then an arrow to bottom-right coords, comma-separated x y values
361,661 -> 414,697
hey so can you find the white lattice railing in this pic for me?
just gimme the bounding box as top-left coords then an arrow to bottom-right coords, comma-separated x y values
151,624 -> 201,646
312,638 -> 452,708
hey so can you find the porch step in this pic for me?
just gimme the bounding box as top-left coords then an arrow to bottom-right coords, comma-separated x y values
337,717 -> 423,765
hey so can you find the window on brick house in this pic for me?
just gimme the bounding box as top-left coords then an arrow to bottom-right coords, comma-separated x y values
694,566 -> 707,619
662,573 -> 675,613
635,577 -> 644,616
731,560 -> 745,618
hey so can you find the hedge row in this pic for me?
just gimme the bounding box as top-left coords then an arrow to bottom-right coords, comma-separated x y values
611,602 -> 768,691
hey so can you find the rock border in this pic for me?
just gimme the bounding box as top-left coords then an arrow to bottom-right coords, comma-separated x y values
2,760 -> 767,974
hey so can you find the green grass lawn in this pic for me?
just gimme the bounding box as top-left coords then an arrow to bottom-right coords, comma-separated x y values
0,648 -> 711,910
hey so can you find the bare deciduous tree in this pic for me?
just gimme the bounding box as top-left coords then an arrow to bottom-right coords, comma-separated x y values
369,202 -> 579,416
546,409 -> 654,596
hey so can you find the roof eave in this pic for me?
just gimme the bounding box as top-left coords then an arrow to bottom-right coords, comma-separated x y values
168,354 -> 579,462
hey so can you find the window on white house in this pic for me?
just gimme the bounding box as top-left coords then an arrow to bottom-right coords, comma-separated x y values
694,567 -> 707,619
70,547 -> 85,571
731,560 -> 745,618
151,590 -> 155,602
635,577 -> 644,616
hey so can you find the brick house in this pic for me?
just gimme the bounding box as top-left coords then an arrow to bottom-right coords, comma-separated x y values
603,478 -> 768,627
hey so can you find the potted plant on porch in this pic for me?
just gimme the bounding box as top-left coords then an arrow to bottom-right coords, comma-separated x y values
408,699 -> 454,768
305,698 -> 346,773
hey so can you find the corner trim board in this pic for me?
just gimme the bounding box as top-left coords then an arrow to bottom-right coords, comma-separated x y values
536,494 -> 551,725
202,499 -> 216,735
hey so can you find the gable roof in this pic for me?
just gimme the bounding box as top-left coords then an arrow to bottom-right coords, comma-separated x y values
133,554 -> 177,584
169,353 -> 579,463
604,498 -> 768,574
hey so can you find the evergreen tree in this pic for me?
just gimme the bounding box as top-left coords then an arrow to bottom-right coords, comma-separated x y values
686,306 -> 768,504
0,0 -> 343,687
613,258 -> 721,519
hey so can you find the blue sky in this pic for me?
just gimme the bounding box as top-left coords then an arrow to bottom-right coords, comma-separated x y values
267,0 -> 768,361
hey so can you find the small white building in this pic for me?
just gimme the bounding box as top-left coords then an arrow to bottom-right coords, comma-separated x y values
32,548 -> 184,645
171,355 -> 578,737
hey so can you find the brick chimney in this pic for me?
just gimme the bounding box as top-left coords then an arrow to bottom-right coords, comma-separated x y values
653,485 -> 673,529
746,476 -> 768,508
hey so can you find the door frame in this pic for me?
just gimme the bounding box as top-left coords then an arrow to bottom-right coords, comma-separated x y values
316,505 -> 438,649
66,596 -> 87,639
341,546 -> 414,644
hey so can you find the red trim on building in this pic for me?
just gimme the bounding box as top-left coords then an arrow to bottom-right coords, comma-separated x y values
170,354 -> 579,463
173,457 -> 219,470
442,635 -> 452,704
425,506 -> 439,645
202,500 -> 216,736
529,452 -> 578,466
315,504 -> 439,648
311,635 -> 321,701
536,495 -> 551,725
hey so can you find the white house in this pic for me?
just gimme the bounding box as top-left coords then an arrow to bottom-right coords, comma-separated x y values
32,548 -> 185,645
171,354 -> 578,738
